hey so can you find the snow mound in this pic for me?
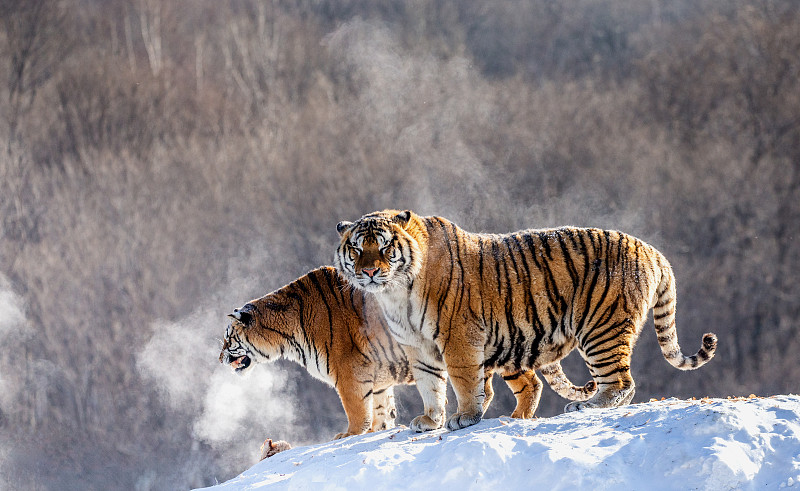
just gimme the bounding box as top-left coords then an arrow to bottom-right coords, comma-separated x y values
197,395 -> 800,490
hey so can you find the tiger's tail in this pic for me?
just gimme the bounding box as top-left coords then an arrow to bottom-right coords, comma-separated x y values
540,363 -> 597,401
653,259 -> 717,370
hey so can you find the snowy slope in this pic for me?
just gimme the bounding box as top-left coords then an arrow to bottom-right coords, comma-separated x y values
197,395 -> 800,491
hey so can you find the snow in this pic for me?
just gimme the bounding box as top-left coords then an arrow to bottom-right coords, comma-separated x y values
196,395 -> 800,491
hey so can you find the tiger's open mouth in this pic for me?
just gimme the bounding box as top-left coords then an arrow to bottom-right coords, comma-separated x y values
230,355 -> 251,373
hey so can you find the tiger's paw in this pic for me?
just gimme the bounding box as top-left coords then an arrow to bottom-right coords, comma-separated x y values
445,412 -> 482,431
333,431 -> 360,440
510,408 -> 534,419
410,414 -> 443,433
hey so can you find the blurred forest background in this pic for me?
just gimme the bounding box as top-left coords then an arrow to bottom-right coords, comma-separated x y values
0,0 -> 798,489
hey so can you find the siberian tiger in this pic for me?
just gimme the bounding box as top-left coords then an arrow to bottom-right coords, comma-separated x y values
219,266 -> 596,439
334,210 -> 718,432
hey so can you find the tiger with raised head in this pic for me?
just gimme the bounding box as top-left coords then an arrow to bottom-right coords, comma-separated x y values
219,266 -> 596,439
334,210 -> 718,432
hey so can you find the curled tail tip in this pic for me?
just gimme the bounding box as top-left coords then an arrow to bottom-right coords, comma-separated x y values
701,333 -> 718,362
702,333 -> 718,350
584,380 -> 597,393
666,332 -> 718,370
687,332 -> 718,368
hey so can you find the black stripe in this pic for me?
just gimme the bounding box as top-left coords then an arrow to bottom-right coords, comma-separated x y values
307,271 -> 335,356
451,222 -> 469,345
526,234 -> 562,310
576,246 -> 602,339
582,297 -> 620,342
588,352 -> 620,364
589,359 -> 621,370
347,325 -> 370,361
655,319 -> 676,334
500,237 -> 522,368
433,219 -> 456,342
492,240 -> 503,297
536,231 -> 552,259
484,336 -> 505,368
285,290 -> 316,370
654,309 -> 675,321
510,234 -> 535,324
617,234 -> 628,311
478,236 -> 485,282
414,363 -> 447,380
594,364 -> 631,378
263,301 -> 291,312
583,232 -> 614,332
556,229 -> 580,288
582,319 -> 630,354
583,342 -> 621,359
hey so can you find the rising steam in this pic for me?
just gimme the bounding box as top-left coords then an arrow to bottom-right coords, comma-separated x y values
137,304 -> 295,466
0,274 -> 27,414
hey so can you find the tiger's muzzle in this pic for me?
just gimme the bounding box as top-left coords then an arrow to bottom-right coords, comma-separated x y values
220,350 -> 252,374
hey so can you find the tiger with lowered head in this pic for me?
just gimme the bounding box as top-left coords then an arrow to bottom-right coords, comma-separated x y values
219,266 -> 596,439
334,210 -> 718,432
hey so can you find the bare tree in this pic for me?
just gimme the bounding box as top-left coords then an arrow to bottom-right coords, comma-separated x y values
0,0 -> 69,143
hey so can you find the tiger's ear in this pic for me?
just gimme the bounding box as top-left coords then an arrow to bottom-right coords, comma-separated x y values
393,210 -> 412,227
336,221 -> 353,236
229,307 -> 253,326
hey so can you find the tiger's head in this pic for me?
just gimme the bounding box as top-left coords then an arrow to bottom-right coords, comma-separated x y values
219,303 -> 280,375
334,209 -> 423,292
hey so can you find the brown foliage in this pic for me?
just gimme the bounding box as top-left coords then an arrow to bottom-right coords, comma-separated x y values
1,0 -> 799,489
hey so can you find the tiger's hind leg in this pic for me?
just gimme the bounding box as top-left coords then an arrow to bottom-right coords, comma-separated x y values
564,368 -> 635,412
565,317 -> 641,413
371,387 -> 397,432
482,367 -> 496,415
499,369 -> 543,419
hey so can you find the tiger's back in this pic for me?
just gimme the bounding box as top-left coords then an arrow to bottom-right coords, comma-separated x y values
431,226 -> 682,377
335,210 -> 717,431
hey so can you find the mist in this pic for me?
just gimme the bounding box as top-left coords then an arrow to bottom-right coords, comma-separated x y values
0,274 -> 26,488
137,307 -> 296,463
1,0 -> 799,489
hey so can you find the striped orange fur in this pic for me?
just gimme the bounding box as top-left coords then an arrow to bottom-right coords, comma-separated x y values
334,210 -> 717,431
220,266 -> 595,439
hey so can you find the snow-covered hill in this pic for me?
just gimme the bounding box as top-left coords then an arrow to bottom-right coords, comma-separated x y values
197,395 -> 800,490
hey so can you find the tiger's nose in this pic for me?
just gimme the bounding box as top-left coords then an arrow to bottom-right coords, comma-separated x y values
361,267 -> 379,278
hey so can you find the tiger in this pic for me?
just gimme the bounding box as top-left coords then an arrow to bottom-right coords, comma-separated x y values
219,267 -> 596,439
334,209 -> 718,432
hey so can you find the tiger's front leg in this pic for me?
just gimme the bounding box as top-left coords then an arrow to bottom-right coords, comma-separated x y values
443,339 -> 486,431
403,344 -> 447,432
333,374 -> 373,439
500,369 -> 543,419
